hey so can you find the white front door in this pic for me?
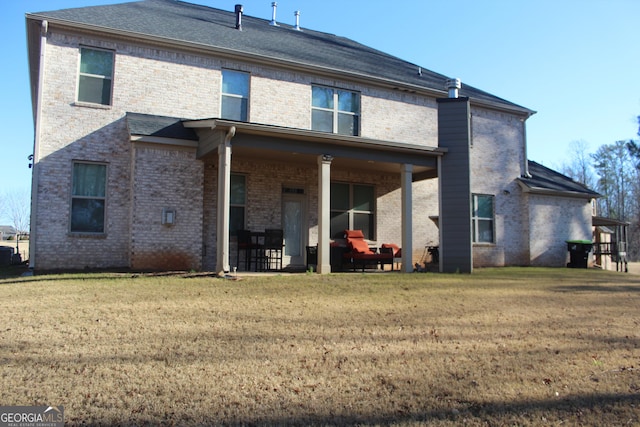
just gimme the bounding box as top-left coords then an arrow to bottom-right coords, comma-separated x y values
282,192 -> 306,268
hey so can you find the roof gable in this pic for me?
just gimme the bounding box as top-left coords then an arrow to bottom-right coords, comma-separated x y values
28,0 -> 533,115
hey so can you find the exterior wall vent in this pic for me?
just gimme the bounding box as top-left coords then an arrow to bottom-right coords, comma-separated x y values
162,208 -> 176,226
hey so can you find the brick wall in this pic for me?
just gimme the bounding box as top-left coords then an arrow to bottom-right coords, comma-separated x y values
130,144 -> 204,271
469,107 -> 529,267
33,33 -> 220,270
33,118 -> 132,271
527,193 -> 593,267
33,29 -> 530,271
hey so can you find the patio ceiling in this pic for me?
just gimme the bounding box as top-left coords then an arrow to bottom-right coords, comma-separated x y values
184,119 -> 444,181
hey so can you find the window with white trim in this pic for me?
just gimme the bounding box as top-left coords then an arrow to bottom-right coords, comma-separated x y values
71,162 -> 107,233
330,182 -> 374,239
77,47 -> 114,105
472,194 -> 494,243
312,86 -> 360,136
221,70 -> 249,121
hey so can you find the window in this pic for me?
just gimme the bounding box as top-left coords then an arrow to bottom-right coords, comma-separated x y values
472,194 -> 494,243
71,162 -> 107,233
221,70 -> 249,121
330,183 -> 374,239
77,47 -> 114,105
230,174 -> 246,235
312,86 -> 360,136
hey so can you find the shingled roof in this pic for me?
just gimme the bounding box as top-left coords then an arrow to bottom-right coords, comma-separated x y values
27,0 -> 533,116
126,112 -> 198,141
518,161 -> 600,199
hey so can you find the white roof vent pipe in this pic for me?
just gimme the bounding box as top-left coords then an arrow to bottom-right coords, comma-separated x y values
294,10 -> 302,31
446,78 -> 461,98
269,2 -> 279,26
234,4 -> 243,30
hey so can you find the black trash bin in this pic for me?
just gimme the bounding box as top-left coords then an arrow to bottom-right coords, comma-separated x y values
0,247 -> 13,267
566,240 -> 592,269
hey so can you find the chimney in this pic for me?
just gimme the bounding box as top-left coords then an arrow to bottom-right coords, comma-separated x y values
294,10 -> 301,31
234,4 -> 243,30
445,78 -> 461,98
269,2 -> 278,26
437,85 -> 472,273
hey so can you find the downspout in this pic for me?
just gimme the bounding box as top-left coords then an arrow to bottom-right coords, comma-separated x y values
225,126 -> 236,143
28,19 -> 48,271
522,117 -> 531,178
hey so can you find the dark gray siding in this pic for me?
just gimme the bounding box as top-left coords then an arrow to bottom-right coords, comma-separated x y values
437,98 -> 472,273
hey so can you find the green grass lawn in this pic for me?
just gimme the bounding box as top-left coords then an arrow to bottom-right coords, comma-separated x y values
1,268 -> 639,426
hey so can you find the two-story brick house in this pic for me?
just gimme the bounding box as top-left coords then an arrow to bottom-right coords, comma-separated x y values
26,0 -> 597,273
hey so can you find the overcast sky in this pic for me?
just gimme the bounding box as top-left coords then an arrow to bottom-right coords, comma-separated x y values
2,0 -> 639,224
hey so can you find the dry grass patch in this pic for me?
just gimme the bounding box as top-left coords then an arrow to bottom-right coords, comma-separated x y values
1,268 -> 639,425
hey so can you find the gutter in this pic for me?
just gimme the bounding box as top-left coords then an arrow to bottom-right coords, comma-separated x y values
129,135 -> 199,149
522,119 -> 532,178
516,180 -> 600,200
183,119 -> 447,157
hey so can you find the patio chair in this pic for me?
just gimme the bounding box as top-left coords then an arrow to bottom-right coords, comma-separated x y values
380,243 -> 402,271
261,228 -> 284,271
236,229 -> 262,271
342,230 -> 394,271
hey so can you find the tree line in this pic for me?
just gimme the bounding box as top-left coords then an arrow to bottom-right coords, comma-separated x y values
561,116 -> 640,261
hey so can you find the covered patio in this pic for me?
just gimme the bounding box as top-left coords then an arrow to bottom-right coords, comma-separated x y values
182,118 -> 445,274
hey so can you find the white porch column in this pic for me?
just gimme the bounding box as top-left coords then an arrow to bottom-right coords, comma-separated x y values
401,163 -> 413,273
216,127 -> 235,274
317,154 -> 332,274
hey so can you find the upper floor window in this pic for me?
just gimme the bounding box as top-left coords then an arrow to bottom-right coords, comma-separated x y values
71,162 -> 107,233
312,86 -> 360,136
330,182 -> 374,239
221,70 -> 249,121
77,47 -> 114,105
472,194 -> 494,243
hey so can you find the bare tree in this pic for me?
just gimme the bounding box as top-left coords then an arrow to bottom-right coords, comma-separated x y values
592,141 -> 634,220
633,114 -> 640,163
625,117 -> 640,260
2,190 -> 30,261
559,140 -> 596,189
593,140 -> 640,260
630,141 -> 640,163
